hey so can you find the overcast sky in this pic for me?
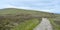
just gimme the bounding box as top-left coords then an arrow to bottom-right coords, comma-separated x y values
0,0 -> 60,13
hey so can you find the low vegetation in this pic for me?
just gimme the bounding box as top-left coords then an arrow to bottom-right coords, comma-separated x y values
49,18 -> 60,30
0,13 -> 41,30
0,8 -> 60,30
12,19 -> 40,30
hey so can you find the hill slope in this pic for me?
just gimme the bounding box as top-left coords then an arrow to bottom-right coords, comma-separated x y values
0,8 -> 60,30
0,8 -> 55,17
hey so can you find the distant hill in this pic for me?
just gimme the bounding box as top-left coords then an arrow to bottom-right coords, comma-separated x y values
0,8 -> 55,18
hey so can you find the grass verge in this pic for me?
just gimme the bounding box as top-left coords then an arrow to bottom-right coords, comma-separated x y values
12,19 -> 41,30
49,18 -> 60,30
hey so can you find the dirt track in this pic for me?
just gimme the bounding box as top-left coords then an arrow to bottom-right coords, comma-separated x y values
33,18 -> 53,30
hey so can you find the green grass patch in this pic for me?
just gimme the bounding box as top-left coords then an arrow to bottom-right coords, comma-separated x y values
12,19 -> 41,30
49,18 -> 60,30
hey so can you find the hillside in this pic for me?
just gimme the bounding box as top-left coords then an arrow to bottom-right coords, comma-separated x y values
0,8 -> 60,30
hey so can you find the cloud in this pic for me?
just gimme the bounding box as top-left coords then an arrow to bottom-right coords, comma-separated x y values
3,4 -> 33,9
39,10 -> 52,12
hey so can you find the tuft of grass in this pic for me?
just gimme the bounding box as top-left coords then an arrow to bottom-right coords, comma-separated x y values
49,18 -> 60,30
12,19 -> 41,30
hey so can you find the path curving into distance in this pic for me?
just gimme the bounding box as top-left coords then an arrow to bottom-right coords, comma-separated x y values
33,18 -> 53,30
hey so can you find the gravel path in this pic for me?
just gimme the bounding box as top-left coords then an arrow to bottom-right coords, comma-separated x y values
33,18 -> 53,30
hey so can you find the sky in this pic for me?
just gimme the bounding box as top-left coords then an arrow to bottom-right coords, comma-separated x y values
0,0 -> 60,13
